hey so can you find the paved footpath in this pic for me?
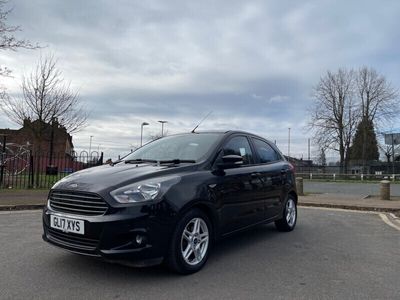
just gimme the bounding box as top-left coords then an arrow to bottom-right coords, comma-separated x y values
0,190 -> 48,209
300,193 -> 400,215
305,181 -> 400,196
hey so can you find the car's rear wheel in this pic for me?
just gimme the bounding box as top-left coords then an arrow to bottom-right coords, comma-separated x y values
166,209 -> 211,274
275,196 -> 297,232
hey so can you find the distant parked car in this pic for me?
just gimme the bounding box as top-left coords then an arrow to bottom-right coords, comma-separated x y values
42,131 -> 297,274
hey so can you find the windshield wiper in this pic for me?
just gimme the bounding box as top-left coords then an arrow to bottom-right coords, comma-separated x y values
158,159 -> 196,164
124,159 -> 158,164
125,158 -> 196,165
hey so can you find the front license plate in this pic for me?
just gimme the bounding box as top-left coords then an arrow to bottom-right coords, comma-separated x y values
50,215 -> 85,235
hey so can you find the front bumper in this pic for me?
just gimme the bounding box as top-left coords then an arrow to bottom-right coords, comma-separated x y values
42,204 -> 173,266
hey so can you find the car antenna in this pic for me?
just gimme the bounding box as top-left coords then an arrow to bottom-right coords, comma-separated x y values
191,111 -> 212,133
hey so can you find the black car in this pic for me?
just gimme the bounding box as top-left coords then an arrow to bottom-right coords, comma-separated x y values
42,131 -> 297,274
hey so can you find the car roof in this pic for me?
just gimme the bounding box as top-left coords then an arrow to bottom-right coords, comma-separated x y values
173,130 -> 271,141
172,130 -> 251,135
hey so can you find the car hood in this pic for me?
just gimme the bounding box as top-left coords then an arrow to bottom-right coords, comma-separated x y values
52,162 -> 193,194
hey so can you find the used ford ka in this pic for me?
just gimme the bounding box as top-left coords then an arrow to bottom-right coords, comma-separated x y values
42,130 -> 297,274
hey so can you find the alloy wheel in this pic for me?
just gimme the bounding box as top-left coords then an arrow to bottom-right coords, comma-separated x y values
180,217 -> 209,266
286,199 -> 296,227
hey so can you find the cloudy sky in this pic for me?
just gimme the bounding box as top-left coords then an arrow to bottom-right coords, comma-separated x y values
1,0 -> 400,159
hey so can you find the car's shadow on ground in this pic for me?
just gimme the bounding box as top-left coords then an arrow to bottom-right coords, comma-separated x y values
49,223 -> 284,279
211,223 -> 279,258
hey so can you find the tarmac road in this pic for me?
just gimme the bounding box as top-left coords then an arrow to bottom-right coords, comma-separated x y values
0,208 -> 399,300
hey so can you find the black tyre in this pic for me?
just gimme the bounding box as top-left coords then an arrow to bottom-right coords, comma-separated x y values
166,209 -> 211,274
275,196 -> 297,232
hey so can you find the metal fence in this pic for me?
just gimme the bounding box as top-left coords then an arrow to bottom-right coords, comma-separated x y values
296,172 -> 400,182
1,148 -> 399,189
0,151 -> 103,189
294,161 -> 400,182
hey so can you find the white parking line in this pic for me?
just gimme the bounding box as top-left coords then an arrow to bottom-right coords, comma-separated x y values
379,214 -> 400,232
300,206 -> 379,214
301,206 -> 400,232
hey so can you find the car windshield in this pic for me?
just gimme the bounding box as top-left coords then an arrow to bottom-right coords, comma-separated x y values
124,133 -> 222,162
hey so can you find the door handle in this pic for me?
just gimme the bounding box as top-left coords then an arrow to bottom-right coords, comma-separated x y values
251,172 -> 261,178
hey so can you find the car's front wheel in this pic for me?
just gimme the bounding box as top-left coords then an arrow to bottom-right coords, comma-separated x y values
166,209 -> 211,274
275,196 -> 297,232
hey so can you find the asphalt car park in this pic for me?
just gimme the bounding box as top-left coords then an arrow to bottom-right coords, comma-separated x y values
1,207 -> 399,299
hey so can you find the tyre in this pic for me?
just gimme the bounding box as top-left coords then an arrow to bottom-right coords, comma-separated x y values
275,196 -> 297,232
166,209 -> 211,274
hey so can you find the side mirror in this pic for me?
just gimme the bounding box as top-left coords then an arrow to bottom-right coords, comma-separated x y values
218,155 -> 243,169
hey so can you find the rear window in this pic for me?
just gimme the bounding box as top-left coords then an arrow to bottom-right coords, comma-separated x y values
252,138 -> 281,163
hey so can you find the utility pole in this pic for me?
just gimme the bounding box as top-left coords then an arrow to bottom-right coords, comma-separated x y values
288,128 -> 291,158
308,138 -> 311,175
392,133 -> 395,175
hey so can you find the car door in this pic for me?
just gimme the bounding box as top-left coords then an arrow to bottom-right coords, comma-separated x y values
211,135 -> 265,234
250,138 -> 287,219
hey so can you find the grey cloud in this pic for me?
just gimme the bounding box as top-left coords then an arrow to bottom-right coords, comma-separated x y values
1,0 -> 400,159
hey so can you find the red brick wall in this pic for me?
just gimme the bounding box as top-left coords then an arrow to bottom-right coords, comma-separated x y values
0,120 -> 73,155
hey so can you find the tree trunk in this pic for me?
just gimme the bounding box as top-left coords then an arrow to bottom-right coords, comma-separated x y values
361,122 -> 367,173
339,146 -> 345,174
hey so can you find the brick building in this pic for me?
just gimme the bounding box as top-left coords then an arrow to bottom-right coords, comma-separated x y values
0,119 -> 74,156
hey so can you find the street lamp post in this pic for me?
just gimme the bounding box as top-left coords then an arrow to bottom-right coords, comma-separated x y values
140,122 -> 149,146
89,135 -> 94,157
158,120 -> 167,137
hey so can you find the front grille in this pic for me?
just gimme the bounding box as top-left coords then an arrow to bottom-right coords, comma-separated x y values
49,190 -> 108,216
46,228 -> 99,253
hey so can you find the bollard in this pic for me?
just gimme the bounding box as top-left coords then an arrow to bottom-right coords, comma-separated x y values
380,180 -> 390,200
296,177 -> 304,196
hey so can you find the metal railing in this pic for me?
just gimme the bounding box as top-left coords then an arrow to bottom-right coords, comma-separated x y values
297,172 -> 399,182
0,151 -> 103,189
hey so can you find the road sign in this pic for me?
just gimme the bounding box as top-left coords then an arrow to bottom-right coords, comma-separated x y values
384,133 -> 400,145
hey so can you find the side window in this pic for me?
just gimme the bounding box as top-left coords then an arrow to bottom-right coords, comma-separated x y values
222,136 -> 254,165
252,138 -> 281,163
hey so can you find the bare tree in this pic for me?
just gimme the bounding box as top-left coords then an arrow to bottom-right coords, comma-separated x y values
356,67 -> 399,170
0,0 -> 38,77
357,67 -> 399,124
378,143 -> 392,163
147,129 -> 169,142
378,142 -> 400,172
309,69 -> 359,173
1,55 -> 88,152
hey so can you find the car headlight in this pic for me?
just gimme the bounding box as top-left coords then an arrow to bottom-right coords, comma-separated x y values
110,176 -> 180,204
